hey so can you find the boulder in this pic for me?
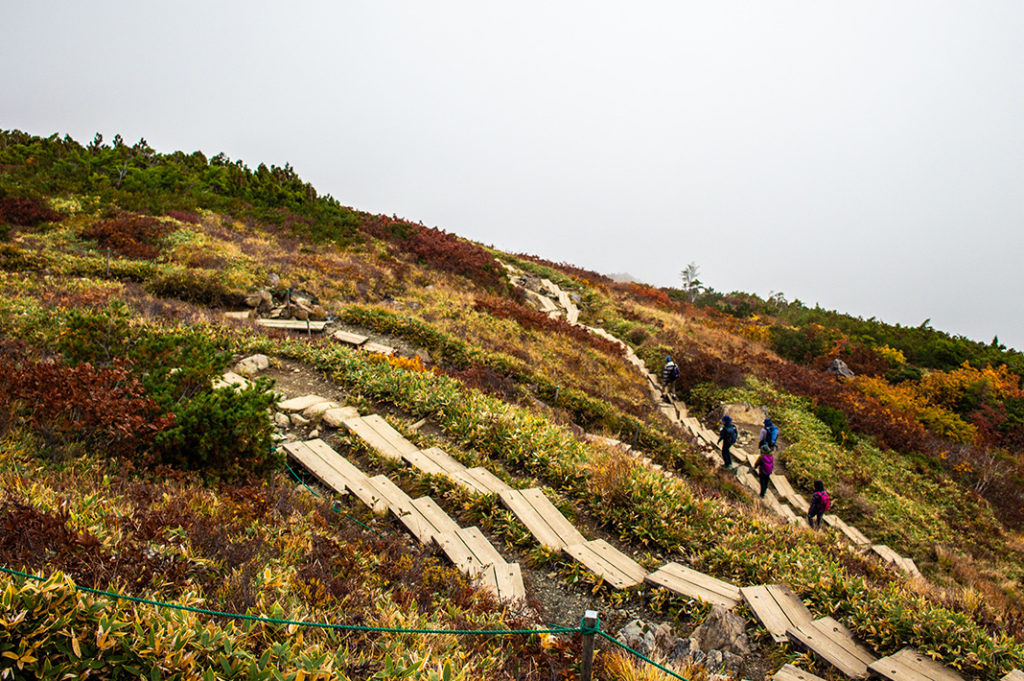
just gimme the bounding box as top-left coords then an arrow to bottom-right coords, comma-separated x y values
690,605 -> 751,656
322,407 -> 361,428
827,358 -> 855,378
309,304 -> 328,321
290,413 -> 310,427
245,289 -> 273,312
616,619 -> 656,657
279,394 -> 331,412
234,354 -> 270,376
273,412 -> 291,428
302,401 -> 340,420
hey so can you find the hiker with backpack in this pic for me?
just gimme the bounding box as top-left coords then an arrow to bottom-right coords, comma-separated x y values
754,443 -> 774,497
759,417 -> 779,451
807,480 -> 831,529
717,415 -> 738,468
661,356 -> 679,399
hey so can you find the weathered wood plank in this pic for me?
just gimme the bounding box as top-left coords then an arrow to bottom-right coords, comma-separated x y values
360,414 -> 421,457
741,584 -> 813,643
589,539 -> 647,584
519,488 -> 587,548
451,469 -> 493,495
362,342 -> 395,355
565,541 -> 642,589
419,446 -> 468,475
834,517 -> 871,546
773,664 -> 827,681
411,497 -> 462,540
287,440 -> 387,515
366,475 -> 435,544
644,562 -> 741,608
498,489 -> 565,550
342,416 -> 406,462
332,330 -> 368,346
460,467 -> 512,495
1001,671 -> 1024,681
786,617 -> 876,679
255,318 -> 328,331
868,647 -> 966,681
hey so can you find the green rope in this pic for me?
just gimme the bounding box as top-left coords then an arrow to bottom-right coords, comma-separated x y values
0,565 -> 577,637
597,630 -> 691,681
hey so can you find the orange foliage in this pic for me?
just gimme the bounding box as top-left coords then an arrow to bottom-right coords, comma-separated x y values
917,362 -> 1024,411
853,375 -> 978,444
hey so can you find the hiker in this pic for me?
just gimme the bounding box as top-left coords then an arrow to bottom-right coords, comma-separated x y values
759,417 -> 779,451
807,480 -> 831,529
717,415 -> 738,468
754,443 -> 774,497
661,356 -> 679,398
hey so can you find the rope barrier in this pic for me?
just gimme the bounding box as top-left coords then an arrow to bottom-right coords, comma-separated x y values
0,565 -> 577,637
597,631 -> 691,681
283,459 -> 379,535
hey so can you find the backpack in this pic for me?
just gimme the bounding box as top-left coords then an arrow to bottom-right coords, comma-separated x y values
813,490 -> 831,513
669,364 -> 679,381
764,424 -> 779,448
722,424 -> 738,446
756,452 -> 774,475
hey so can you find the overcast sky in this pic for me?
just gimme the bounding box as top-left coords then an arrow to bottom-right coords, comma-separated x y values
3,2 -> 1023,349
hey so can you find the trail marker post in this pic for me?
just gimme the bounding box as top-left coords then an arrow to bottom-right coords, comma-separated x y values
581,609 -> 599,681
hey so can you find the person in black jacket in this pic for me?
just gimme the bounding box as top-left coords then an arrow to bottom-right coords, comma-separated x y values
661,356 -> 679,399
807,480 -> 831,529
717,415 -> 738,468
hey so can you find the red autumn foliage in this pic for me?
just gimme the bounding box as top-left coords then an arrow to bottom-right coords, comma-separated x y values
0,195 -> 62,226
0,354 -> 173,457
165,208 -> 201,224
81,213 -> 172,260
473,294 -> 626,358
360,214 -> 504,289
512,252 -> 615,285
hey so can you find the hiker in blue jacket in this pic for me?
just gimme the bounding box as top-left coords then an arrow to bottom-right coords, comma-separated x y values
661,356 -> 679,394
759,417 -> 779,451
807,480 -> 831,529
717,415 -> 738,468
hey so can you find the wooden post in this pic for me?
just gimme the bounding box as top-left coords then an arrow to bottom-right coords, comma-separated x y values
105,248 -> 110,276
581,609 -> 599,681
632,422 -> 640,448
554,386 -> 560,403
306,318 -> 311,337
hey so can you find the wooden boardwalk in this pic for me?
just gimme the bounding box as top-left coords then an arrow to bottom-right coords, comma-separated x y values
644,562 -> 742,608
255,318 -> 328,332
285,439 -> 524,601
868,648 -> 966,681
343,415 -> 419,462
787,617 -> 877,679
564,539 -> 647,589
740,584 -> 813,643
499,488 -> 586,551
773,664 -> 826,681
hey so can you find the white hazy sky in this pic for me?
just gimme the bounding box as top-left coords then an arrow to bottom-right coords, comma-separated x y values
3,2 -> 1023,349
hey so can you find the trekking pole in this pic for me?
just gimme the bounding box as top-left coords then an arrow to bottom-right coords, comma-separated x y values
554,386 -> 560,404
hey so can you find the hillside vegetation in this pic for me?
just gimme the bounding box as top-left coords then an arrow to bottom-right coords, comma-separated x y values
2,129 -> 1024,680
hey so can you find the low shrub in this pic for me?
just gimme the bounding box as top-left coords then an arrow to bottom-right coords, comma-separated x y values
81,213 -> 171,260
0,194 -> 62,227
473,295 -> 625,358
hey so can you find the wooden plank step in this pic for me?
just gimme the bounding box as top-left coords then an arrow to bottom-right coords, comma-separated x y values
255,318 -> 328,331
770,474 -> 798,500
773,664 -> 826,681
362,341 -> 395,355
760,489 -> 788,518
644,562 -> 741,608
332,330 -> 368,346
736,466 -> 760,493
732,447 -> 757,466
366,475 -> 435,544
419,446 -> 468,475
284,440 -> 387,515
213,371 -> 250,390
342,416 -> 406,462
360,414 -> 421,457
833,517 -> 871,546
456,526 -> 525,601
741,584 -> 813,643
1002,671 -> 1024,681
498,489 -> 586,550
564,539 -> 646,589
519,488 -> 587,547
871,544 -> 903,565
411,496 -> 462,541
459,467 -> 512,495
869,647 -> 966,681
786,617 -> 876,679
898,556 -> 923,578
402,448 -> 450,476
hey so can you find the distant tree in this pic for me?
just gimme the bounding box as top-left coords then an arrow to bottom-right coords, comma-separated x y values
680,261 -> 702,301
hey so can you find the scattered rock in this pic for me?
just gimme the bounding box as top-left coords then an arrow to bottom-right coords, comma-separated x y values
274,412 -> 291,428
690,605 -> 751,656
827,358 -> 855,378
290,413 -> 310,427
279,394 -> 331,412
309,429 -> 319,439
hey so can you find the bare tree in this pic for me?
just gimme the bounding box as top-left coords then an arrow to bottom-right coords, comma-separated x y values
680,262 -> 702,301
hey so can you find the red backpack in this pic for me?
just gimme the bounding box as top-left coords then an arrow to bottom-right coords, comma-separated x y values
814,490 -> 831,513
